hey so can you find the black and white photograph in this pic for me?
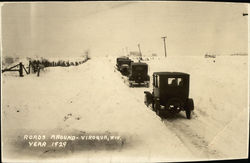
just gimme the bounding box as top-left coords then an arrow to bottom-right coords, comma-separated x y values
1,1 -> 249,162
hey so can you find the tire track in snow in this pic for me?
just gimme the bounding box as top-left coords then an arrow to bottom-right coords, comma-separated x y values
105,57 -> 226,159
162,115 -> 224,159
111,62 -> 223,159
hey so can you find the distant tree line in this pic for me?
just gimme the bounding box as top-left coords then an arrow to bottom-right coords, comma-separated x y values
230,53 -> 248,56
29,57 -> 90,73
204,54 -> 216,58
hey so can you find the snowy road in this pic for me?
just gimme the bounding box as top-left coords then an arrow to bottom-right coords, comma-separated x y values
112,56 -> 248,160
2,56 -> 248,162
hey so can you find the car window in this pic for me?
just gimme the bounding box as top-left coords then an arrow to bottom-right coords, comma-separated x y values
153,75 -> 159,88
153,75 -> 155,86
168,78 -> 183,87
155,75 -> 159,88
134,66 -> 144,71
157,76 -> 160,88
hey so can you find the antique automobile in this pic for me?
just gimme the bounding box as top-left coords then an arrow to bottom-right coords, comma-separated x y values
116,56 -> 133,75
144,72 -> 194,119
128,62 -> 150,87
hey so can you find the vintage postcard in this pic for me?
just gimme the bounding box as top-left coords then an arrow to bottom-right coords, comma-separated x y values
1,1 -> 249,162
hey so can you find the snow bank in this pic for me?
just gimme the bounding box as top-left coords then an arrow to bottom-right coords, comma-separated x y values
2,57 -> 194,162
2,55 -> 248,162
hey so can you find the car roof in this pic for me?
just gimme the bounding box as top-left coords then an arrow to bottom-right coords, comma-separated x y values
153,72 -> 189,76
131,62 -> 148,66
117,56 -> 129,59
117,57 -> 132,61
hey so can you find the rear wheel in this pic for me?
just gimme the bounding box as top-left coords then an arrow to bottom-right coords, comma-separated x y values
153,99 -> 160,111
152,100 -> 155,111
185,109 -> 191,119
187,99 -> 194,110
156,108 -> 162,117
155,100 -> 162,117
186,99 -> 194,119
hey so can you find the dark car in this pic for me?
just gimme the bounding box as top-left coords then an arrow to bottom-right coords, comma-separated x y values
144,72 -> 194,119
116,57 -> 133,75
128,62 -> 150,87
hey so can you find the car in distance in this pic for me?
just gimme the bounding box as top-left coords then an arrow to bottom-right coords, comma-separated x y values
128,62 -> 150,87
116,56 -> 133,76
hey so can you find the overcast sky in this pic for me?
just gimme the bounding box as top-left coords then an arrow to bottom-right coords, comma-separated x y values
1,2 -> 248,58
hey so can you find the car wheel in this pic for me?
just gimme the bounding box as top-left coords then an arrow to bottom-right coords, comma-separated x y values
156,108 -> 165,119
153,100 -> 159,112
187,98 -> 194,110
185,109 -> 191,119
156,108 -> 161,116
155,100 -> 161,114
152,100 -> 155,111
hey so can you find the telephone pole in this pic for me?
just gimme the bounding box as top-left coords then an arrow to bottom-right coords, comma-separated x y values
138,44 -> 142,56
161,36 -> 167,57
138,44 -> 142,60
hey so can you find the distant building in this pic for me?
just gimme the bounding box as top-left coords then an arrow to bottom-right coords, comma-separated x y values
129,51 -> 141,56
205,54 -> 216,58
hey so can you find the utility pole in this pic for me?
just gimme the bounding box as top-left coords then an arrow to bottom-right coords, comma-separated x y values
161,36 -> 167,57
138,44 -> 142,60
138,44 -> 142,56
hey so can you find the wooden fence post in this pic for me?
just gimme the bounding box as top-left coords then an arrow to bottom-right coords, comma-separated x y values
22,65 -> 29,75
37,67 -> 40,77
28,61 -> 31,74
19,62 -> 24,77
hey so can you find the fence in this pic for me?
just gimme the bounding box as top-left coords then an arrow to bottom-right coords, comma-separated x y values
2,62 -> 25,77
2,57 -> 90,77
1,61 -> 39,77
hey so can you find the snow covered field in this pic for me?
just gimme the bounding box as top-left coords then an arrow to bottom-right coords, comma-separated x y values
1,55 -> 248,162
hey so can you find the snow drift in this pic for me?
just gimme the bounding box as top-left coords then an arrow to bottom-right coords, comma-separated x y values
1,55 -> 248,162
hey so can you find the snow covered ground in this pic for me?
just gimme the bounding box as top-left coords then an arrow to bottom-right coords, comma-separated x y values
146,56 -> 249,160
1,55 -> 248,162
